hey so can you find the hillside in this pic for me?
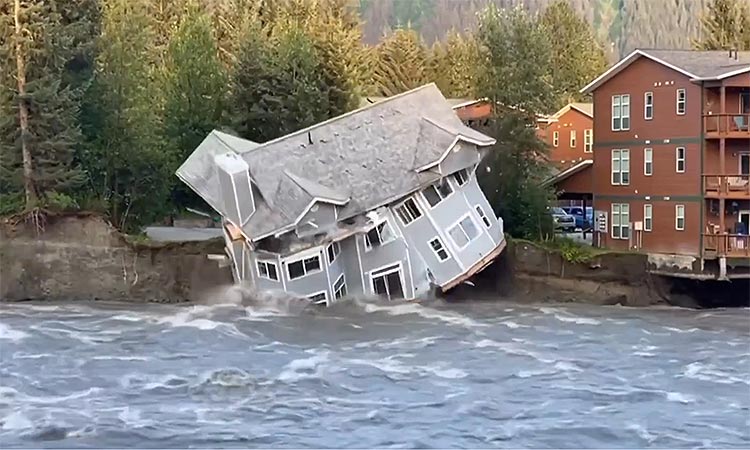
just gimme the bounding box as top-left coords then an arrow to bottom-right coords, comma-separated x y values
359,0 -> 709,60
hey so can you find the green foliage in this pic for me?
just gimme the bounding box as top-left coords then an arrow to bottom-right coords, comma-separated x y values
694,0 -> 750,50
551,237 -> 596,264
372,28 -> 430,97
427,31 -> 480,98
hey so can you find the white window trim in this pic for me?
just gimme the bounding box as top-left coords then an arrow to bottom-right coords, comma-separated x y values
452,169 -> 469,187
421,179 -> 454,209
428,236 -> 450,262
394,197 -> 422,226
676,147 -> 686,173
326,241 -> 341,264
644,148 -> 653,176
570,130 -> 577,148
446,212 -> 480,251
553,131 -> 559,147
307,290 -> 328,305
284,251 -> 323,280
332,273 -> 346,299
612,94 -> 630,131
644,92 -> 653,120
474,204 -> 492,228
584,129 -> 593,153
256,259 -> 279,282
676,89 -> 686,115
364,219 -> 396,252
643,204 -> 652,232
369,262 -> 404,298
611,149 -> 630,185
611,203 -> 630,240
675,205 -> 685,231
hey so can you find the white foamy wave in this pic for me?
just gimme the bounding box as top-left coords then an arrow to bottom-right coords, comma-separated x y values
278,351 -> 330,383
0,324 -> 30,342
18,387 -> 102,405
626,423 -> 657,443
0,411 -> 33,431
91,355 -> 150,361
475,339 -> 555,364
664,327 -> 701,333
666,391 -> 696,404
501,320 -> 527,329
364,302 -> 487,329
423,365 -> 468,379
682,362 -> 750,385
553,314 -> 601,325
11,352 -> 52,360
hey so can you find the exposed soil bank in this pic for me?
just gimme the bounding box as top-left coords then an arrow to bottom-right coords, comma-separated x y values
1,214 -> 746,308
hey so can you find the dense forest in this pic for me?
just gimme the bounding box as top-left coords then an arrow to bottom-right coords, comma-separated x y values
0,0 -> 747,238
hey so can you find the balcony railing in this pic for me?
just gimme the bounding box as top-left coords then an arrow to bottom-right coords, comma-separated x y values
703,233 -> 750,258
703,113 -> 750,137
703,174 -> 750,197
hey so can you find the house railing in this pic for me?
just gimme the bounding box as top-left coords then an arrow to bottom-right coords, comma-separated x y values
703,113 -> 750,136
703,174 -> 750,196
703,233 -> 750,258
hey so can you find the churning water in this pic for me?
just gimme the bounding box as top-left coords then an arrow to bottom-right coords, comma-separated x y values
1,295 -> 749,448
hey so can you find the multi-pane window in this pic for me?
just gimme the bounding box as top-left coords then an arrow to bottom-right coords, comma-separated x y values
429,237 -> 450,262
453,169 -> 469,186
422,178 -> 453,207
675,205 -> 685,231
364,221 -> 395,251
394,198 -> 422,225
612,94 -> 630,131
553,131 -> 559,147
570,130 -> 577,148
611,149 -> 630,185
644,92 -> 654,120
308,291 -> 328,305
644,148 -> 653,176
475,205 -> 492,228
287,254 -> 321,280
333,274 -> 347,299
326,241 -> 341,264
448,215 -> 479,249
676,89 -> 686,115
257,260 -> 279,281
676,147 -> 686,173
584,129 -> 593,153
643,204 -> 653,232
611,203 -> 630,240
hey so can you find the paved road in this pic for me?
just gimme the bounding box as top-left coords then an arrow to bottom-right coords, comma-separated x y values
144,226 -> 223,242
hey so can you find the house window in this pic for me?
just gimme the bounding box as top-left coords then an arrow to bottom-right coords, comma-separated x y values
553,131 -> 559,147
675,205 -> 685,231
257,260 -> 279,281
644,204 -> 652,232
644,92 -> 654,120
371,264 -> 404,301
644,148 -> 653,176
676,89 -> 686,115
612,94 -> 630,131
326,241 -> 341,264
584,129 -> 593,153
395,198 -> 422,225
308,291 -> 328,305
364,220 -> 395,251
453,169 -> 469,186
429,237 -> 450,262
570,130 -> 577,148
448,214 -> 480,249
333,274 -> 347,299
287,254 -> 322,280
422,178 -> 453,207
611,203 -> 630,240
475,205 -> 491,228
676,147 -> 686,173
611,149 -> 630,185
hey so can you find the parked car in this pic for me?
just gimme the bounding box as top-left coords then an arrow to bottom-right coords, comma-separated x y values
562,206 -> 594,230
550,207 -> 576,232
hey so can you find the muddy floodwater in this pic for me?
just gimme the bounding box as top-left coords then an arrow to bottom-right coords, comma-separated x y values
1,298 -> 749,448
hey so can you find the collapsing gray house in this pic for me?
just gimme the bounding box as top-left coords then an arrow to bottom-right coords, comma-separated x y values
176,83 -> 506,305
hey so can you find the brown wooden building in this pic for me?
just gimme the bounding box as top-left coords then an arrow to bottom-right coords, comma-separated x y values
582,49 -> 749,276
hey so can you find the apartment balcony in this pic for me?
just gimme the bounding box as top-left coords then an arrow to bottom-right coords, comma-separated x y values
703,175 -> 750,199
703,233 -> 750,259
703,114 -> 750,139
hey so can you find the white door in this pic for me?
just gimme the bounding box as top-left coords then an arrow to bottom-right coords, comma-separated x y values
370,264 -> 404,301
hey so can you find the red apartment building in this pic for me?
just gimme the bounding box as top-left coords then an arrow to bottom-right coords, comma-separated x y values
582,49 -> 749,277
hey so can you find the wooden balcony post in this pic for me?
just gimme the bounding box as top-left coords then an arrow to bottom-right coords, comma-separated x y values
719,198 -> 725,234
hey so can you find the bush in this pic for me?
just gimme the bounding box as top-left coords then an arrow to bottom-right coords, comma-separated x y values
549,237 -> 595,264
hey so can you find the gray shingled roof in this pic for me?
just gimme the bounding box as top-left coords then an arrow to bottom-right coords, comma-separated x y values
643,49 -> 750,78
240,83 -> 496,240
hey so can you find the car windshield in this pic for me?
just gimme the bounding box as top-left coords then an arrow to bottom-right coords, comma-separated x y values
551,207 -> 566,215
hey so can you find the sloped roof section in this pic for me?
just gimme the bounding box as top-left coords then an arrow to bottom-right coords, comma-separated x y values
283,170 -> 350,204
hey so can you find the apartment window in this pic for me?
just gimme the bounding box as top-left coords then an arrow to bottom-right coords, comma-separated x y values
326,241 -> 341,264
676,147 -> 686,173
453,169 -> 469,186
364,220 -> 395,251
287,254 -> 321,280
644,92 -> 654,120
256,260 -> 279,281
333,274 -> 347,300
371,264 -> 404,301
553,131 -> 559,147
675,205 -> 685,231
394,198 -> 422,225
612,94 -> 630,131
644,148 -> 653,176
611,149 -> 630,185
584,129 -> 593,153
570,130 -> 577,148
643,204 -> 653,232
448,214 -> 480,249
611,203 -> 630,240
422,178 -> 453,207
428,237 -> 450,262
475,205 -> 491,228
676,89 -> 686,115
308,291 -> 328,305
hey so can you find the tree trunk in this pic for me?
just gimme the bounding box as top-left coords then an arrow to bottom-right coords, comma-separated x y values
14,0 -> 36,209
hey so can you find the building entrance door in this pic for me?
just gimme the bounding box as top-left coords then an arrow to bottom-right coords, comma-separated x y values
371,264 -> 404,300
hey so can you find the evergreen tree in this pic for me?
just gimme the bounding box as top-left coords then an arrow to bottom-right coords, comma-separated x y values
694,0 -> 750,51
78,0 -> 169,230
372,27 -> 430,97
540,0 -> 608,109
427,30 -> 480,99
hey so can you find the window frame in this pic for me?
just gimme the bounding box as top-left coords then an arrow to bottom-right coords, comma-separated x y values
675,204 -> 685,231
364,220 -> 396,252
644,92 -> 654,120
422,178 -> 454,208
326,241 -> 341,264
570,129 -> 577,148
332,274 -> 347,300
286,252 -> 322,280
644,148 -> 653,176
676,147 -> 686,173
611,149 -> 630,185
428,237 -> 450,262
584,129 -> 593,153
611,203 -> 630,240
308,291 -> 328,305
676,89 -> 686,115
394,197 -> 422,226
452,169 -> 469,186
612,94 -> 630,131
643,204 -> 652,232
369,263 -> 405,301
256,260 -> 279,281
553,131 -> 559,147
447,213 -> 480,250
475,204 -> 492,228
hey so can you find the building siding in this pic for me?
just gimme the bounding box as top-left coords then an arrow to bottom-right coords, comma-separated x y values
544,108 -> 594,167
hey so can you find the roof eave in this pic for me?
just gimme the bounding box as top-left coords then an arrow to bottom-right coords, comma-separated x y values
690,66 -> 750,82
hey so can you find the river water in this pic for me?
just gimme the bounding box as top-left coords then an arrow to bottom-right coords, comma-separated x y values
1,297 -> 749,448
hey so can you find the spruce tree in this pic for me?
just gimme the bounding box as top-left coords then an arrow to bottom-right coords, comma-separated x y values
427,30 -> 480,99
695,0 -> 750,51
372,27 -> 430,97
